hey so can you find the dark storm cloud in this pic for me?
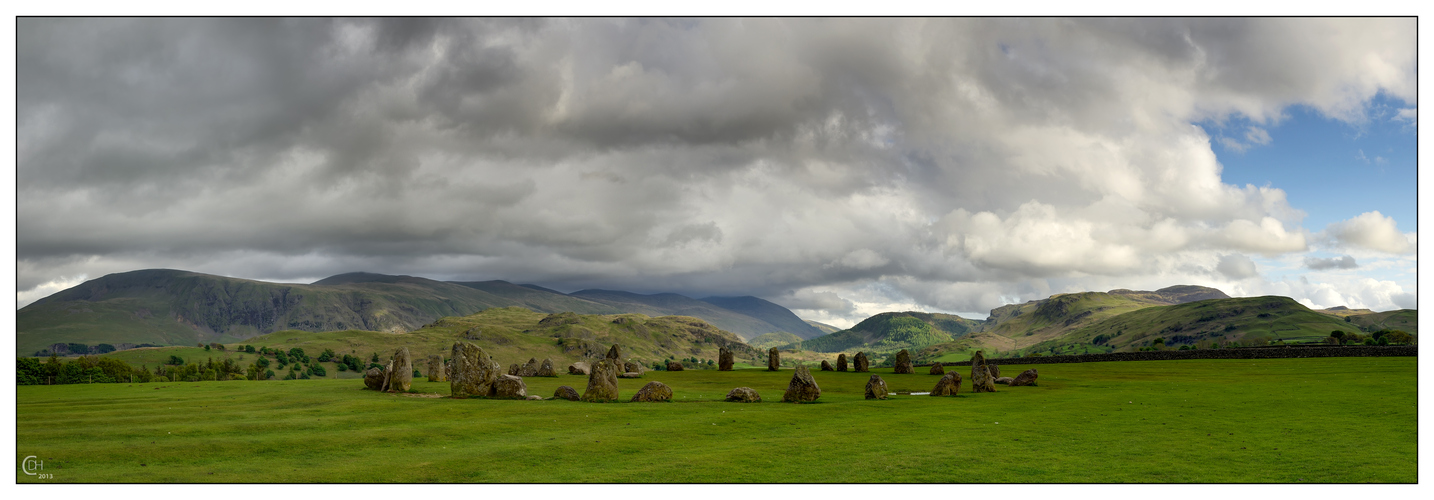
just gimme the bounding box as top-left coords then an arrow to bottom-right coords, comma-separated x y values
17,18 -> 1417,318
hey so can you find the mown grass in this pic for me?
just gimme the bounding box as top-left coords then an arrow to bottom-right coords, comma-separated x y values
16,357 -> 1415,483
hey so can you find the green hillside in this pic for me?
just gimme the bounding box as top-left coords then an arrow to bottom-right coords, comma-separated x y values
747,332 -> 804,350
1345,309 -> 1417,335
805,320 -> 842,335
983,292 -> 1170,348
85,307 -> 766,377
800,311 -> 982,353
1027,296 -> 1359,354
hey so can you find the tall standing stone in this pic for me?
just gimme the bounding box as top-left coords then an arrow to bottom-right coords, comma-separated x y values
836,354 -> 848,371
929,363 -> 945,375
427,355 -> 446,382
930,372 -> 962,396
387,347 -> 413,392
718,346 -> 734,371
449,342 -> 502,398
854,352 -> 870,372
893,349 -> 914,374
782,365 -> 821,402
605,344 -> 623,364
970,351 -> 997,393
767,348 -> 781,371
864,375 -> 888,400
1009,368 -> 1039,386
581,358 -> 621,402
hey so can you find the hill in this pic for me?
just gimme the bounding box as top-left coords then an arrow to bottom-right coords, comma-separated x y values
96,307 -> 766,374
698,296 -> 825,339
1344,309 -> 1417,335
799,311 -> 983,353
1027,295 -> 1357,353
747,332 -> 805,350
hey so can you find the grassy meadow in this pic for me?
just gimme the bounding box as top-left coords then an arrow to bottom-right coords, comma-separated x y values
15,357 -> 1416,483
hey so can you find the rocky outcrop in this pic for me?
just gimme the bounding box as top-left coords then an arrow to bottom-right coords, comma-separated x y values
820,360 -> 834,371
386,347 -> 413,392
725,387 -> 761,403
893,349 -> 913,374
1009,369 -> 1039,386
568,361 -> 590,375
853,352 -> 870,372
492,374 -> 528,399
363,367 -> 385,390
666,361 -> 684,371
994,376 -> 1015,385
864,375 -> 888,400
426,355 -> 446,382
535,358 -> 558,377
782,365 -> 820,402
969,351 -> 997,393
518,358 -> 540,377
836,354 -> 848,371
554,385 -> 580,401
768,348 -> 781,371
929,363 -> 945,375
719,347 -> 734,371
581,358 -> 621,402
449,342 -> 502,398
630,381 -> 673,402
930,372 -> 962,396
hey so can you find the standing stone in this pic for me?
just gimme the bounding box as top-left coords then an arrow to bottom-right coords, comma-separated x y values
666,361 -> 685,371
864,375 -> 888,400
929,363 -> 945,375
581,358 -> 621,402
782,365 -> 821,402
492,374 -> 528,399
387,347 -> 413,392
1009,369 -> 1039,386
605,344 -> 623,363
554,385 -> 580,401
363,367 -> 386,390
930,372 -> 962,396
725,387 -> 761,403
987,364 -> 1001,379
767,348 -> 781,371
507,363 -> 521,376
449,342 -> 502,398
970,351 -> 997,393
836,354 -> 848,372
426,355 -> 446,382
519,358 -> 540,377
820,360 -> 834,371
535,358 -> 558,377
854,352 -> 870,372
718,346 -> 734,371
568,361 -> 590,375
631,381 -> 674,402
624,360 -> 645,374
893,349 -> 914,374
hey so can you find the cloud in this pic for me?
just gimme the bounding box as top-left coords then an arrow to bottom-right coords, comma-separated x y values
1215,254 -> 1259,279
16,18 -> 1417,322
1394,108 -> 1416,124
1321,211 -> 1415,254
1305,255 -> 1357,270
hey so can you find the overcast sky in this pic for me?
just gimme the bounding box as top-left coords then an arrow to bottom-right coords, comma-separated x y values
16,18 -> 1418,327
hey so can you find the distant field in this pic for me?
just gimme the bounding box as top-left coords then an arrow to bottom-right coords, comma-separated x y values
16,357 -> 1415,483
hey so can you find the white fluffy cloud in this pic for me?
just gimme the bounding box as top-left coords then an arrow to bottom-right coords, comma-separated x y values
1321,211 -> 1416,254
16,18 -> 1417,321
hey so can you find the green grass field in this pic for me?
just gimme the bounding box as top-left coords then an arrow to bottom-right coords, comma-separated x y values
16,357 -> 1415,483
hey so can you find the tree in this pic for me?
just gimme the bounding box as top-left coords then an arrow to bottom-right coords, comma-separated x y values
167,355 -> 185,366
204,345 -> 211,351
245,345 -> 257,354
1383,331 -> 1414,345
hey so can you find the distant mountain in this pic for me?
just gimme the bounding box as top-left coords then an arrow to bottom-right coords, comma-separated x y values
698,296 -> 825,339
799,311 -> 983,353
1035,295 -> 1360,351
17,269 -> 821,354
748,332 -> 805,350
804,320 -> 842,335
568,290 -> 807,341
